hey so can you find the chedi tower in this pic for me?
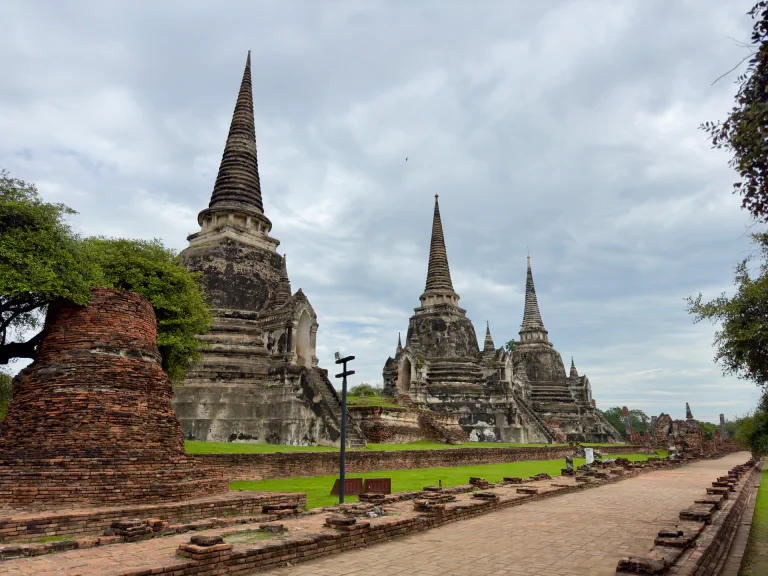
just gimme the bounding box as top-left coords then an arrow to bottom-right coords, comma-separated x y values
382,196 -> 555,443
172,52 -> 365,447
383,197 -> 622,444
0,288 -> 225,509
511,257 -> 621,441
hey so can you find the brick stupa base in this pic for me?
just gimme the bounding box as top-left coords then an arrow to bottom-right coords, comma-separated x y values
0,288 -> 227,510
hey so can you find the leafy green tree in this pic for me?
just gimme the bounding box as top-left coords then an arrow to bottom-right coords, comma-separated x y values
695,420 -> 719,441
702,2 -> 768,221
81,237 -> 211,383
599,407 -> 650,439
732,394 -> 768,458
687,233 -> 768,391
0,170 -> 211,383
349,383 -> 382,397
0,170 -> 95,363
505,340 -> 517,353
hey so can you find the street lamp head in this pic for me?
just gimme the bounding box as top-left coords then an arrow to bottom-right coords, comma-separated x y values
334,351 -> 341,362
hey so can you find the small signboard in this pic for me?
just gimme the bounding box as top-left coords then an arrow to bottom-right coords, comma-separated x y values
330,477 -> 364,496
364,478 -> 392,495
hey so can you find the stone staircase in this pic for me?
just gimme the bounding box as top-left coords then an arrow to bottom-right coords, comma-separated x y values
529,382 -> 580,413
305,368 -> 367,449
425,358 -> 484,385
184,316 -> 270,385
511,392 -> 559,443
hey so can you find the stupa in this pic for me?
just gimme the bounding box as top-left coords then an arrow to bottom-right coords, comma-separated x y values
0,288 -> 225,509
383,196 -> 621,443
171,52 -> 365,447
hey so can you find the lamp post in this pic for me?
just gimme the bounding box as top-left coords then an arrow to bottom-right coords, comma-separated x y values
334,352 -> 355,504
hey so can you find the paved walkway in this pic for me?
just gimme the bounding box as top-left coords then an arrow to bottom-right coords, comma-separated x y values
270,452 -> 750,576
0,452 -> 748,576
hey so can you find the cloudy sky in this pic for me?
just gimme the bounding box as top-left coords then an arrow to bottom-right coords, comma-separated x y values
1,0 -> 763,423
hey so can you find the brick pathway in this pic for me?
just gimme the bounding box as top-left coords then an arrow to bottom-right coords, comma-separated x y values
0,452 -> 748,576
270,452 -> 749,576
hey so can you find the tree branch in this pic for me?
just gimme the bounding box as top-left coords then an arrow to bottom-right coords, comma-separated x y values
711,51 -> 758,86
0,331 -> 44,365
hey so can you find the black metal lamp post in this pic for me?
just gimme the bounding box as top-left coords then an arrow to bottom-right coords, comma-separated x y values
334,352 -> 354,504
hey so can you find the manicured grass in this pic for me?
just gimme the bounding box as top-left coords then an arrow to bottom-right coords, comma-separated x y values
742,460 -> 768,576
346,396 -> 405,410
231,452 -> 659,509
363,441 -> 559,451
186,439 -> 631,454
186,441 -> 339,454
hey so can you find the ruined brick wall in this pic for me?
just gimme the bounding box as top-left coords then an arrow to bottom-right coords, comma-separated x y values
195,444 -> 644,481
0,288 -> 227,509
0,289 -> 183,458
349,407 -> 423,444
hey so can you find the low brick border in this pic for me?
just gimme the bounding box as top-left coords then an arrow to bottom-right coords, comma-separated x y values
0,491 -> 304,543
195,444 -> 649,481
615,458 -> 761,575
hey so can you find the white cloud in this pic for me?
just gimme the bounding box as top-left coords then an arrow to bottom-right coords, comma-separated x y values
0,0 -> 763,424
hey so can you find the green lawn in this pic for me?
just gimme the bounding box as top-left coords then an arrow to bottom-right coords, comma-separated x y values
346,396 -> 405,410
186,439 -> 629,454
742,460 -> 768,576
231,452 -> 659,509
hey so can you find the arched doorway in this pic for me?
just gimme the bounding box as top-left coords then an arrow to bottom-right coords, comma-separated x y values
296,311 -> 311,366
398,357 -> 412,393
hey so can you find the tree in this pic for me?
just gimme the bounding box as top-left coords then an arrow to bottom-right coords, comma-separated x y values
0,171 -> 95,363
81,237 -> 211,383
0,170 -> 211,383
686,233 -> 768,391
505,339 -> 517,353
599,407 -> 650,438
702,2 -> 768,221
349,383 -> 382,397
732,393 -> 768,457
694,420 -> 719,441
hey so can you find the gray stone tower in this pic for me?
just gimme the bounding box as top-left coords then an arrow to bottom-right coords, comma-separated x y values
172,52 -> 365,447
512,257 -> 620,442
382,197 -> 557,443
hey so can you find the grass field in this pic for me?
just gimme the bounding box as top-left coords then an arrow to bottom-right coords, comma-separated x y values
742,461 -> 768,576
186,440 -> 628,454
231,452 -> 659,509
346,396 -> 406,410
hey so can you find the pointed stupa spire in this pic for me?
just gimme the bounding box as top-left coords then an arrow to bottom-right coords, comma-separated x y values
396,332 -> 403,354
483,321 -> 495,353
518,256 -> 550,345
420,195 -> 459,307
425,195 -> 454,292
274,254 -> 292,304
570,356 -> 578,378
204,51 -> 265,218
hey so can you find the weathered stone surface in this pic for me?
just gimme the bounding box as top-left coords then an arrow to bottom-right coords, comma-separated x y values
170,53 -> 364,448
382,198 -> 621,444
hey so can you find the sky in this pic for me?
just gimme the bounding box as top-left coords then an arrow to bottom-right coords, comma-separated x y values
1,0 -> 763,424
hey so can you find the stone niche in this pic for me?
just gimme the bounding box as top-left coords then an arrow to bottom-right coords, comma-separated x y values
0,288 -> 226,510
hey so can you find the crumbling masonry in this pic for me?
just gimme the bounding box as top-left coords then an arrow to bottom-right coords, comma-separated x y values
383,196 -> 622,443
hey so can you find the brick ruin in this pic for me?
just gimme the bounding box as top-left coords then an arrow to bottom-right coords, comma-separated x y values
170,52 -> 365,448
653,407 -> 706,455
0,288 -> 226,510
382,196 -> 622,443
